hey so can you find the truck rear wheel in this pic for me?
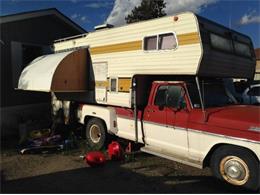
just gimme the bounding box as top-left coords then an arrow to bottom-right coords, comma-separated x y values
210,146 -> 259,191
85,118 -> 108,150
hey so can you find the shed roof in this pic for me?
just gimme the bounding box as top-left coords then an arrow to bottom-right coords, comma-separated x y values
0,8 -> 86,34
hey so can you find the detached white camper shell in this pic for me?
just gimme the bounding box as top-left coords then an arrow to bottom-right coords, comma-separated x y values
18,12 -> 256,108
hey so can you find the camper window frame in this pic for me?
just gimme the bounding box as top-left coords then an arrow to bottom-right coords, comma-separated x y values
109,77 -> 118,93
143,32 -> 178,52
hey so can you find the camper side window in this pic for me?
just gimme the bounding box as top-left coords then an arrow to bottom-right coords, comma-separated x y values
144,36 -> 157,50
159,33 -> 177,50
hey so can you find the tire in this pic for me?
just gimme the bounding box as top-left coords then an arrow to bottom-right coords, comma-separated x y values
85,118 -> 108,150
210,146 -> 260,191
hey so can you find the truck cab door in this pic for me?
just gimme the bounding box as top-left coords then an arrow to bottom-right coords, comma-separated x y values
166,85 -> 189,129
145,85 -> 167,124
143,85 -> 168,147
165,85 -> 189,156
143,84 -> 189,157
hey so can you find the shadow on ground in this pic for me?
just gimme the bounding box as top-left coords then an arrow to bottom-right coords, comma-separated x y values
1,161 -> 254,194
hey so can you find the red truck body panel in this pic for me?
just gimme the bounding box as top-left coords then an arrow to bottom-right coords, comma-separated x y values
114,81 -> 260,142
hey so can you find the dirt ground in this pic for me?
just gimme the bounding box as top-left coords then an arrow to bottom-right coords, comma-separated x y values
0,144 -> 255,194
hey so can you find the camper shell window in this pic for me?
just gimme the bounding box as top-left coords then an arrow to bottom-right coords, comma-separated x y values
234,41 -> 251,57
210,33 -> 233,52
209,32 -> 253,58
144,33 -> 177,51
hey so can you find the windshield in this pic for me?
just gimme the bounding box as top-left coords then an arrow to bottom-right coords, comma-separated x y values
187,80 -> 237,108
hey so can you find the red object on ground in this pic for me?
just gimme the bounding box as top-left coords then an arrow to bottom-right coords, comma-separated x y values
85,151 -> 106,167
108,141 -> 124,160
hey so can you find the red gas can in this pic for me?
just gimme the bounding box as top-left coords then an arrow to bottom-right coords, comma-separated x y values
108,141 -> 124,160
85,151 -> 106,167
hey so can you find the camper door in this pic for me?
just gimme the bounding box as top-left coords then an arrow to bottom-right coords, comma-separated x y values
93,62 -> 108,103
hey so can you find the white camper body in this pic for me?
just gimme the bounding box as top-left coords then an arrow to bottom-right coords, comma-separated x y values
53,12 -> 202,107
18,12 -> 256,108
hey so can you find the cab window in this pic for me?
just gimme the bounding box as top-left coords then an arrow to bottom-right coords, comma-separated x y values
167,86 -> 186,109
154,85 -> 186,109
154,85 -> 167,106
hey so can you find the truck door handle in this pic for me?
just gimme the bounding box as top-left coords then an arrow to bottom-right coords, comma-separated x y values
147,109 -> 155,113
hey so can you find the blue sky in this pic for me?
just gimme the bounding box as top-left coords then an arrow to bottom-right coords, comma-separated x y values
0,0 -> 259,48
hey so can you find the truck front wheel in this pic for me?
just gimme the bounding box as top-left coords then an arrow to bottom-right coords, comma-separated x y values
210,146 -> 259,191
85,118 -> 108,150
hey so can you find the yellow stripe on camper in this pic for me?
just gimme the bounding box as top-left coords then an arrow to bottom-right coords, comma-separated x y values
95,81 -> 109,88
177,32 -> 200,46
90,32 -> 200,55
90,41 -> 142,55
95,78 -> 131,92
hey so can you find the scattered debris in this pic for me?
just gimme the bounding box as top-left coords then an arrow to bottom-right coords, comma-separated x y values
18,120 -> 79,155
20,145 -> 63,154
85,151 -> 106,167
108,141 -> 124,161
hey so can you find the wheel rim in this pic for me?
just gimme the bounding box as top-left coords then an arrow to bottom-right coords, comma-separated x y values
89,124 -> 101,143
220,156 -> 249,185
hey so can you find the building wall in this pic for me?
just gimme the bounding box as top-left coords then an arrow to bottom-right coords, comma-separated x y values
0,14 -> 84,138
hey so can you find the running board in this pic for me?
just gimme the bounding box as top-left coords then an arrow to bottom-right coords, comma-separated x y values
141,146 -> 202,169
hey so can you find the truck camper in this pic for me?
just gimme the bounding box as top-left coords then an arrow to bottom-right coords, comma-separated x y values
18,12 -> 259,190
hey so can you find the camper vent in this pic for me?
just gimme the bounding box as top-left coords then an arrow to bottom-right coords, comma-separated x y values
94,23 -> 114,31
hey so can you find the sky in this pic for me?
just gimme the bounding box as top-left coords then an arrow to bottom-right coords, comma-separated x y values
0,0 -> 259,48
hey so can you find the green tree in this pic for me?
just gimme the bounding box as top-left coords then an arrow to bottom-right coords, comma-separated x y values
125,0 -> 166,24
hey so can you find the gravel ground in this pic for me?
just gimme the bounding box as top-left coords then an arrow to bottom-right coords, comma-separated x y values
1,147 -> 255,194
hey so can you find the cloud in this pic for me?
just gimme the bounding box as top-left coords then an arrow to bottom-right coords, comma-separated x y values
106,0 -> 218,26
70,13 -> 90,23
165,0 -> 217,15
80,16 -> 90,23
239,10 -> 260,25
106,0 -> 141,26
71,13 -> 79,19
84,2 -> 113,9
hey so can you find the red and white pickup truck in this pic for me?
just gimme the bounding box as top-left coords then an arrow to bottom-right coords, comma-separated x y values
78,78 -> 260,190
